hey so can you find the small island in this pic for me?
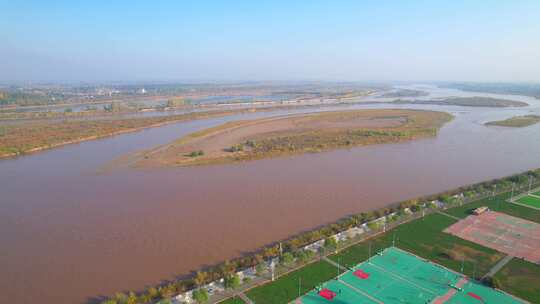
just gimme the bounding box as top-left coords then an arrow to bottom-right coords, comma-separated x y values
392,96 -> 528,107
134,109 -> 453,167
485,115 -> 540,128
379,89 -> 429,98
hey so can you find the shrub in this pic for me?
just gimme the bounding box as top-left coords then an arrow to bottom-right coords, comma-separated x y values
192,288 -> 209,303
281,252 -> 294,265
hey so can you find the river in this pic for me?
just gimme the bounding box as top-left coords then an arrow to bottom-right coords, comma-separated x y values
1,85 -> 540,304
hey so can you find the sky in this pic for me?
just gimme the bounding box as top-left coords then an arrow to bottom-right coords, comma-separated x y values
1,0 -> 540,83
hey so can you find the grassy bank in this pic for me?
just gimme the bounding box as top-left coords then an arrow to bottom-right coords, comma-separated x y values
485,115 -> 540,127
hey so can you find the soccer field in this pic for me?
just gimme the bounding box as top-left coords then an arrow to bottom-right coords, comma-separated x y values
516,195 -> 540,209
300,247 -> 524,304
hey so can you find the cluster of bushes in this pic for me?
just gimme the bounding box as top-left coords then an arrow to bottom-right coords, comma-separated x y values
186,150 -> 204,157
98,168 -> 540,304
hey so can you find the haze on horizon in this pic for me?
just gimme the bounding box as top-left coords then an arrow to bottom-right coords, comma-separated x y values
2,0 -> 540,83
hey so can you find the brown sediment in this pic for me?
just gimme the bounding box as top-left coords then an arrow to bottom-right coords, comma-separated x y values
133,109 -> 453,168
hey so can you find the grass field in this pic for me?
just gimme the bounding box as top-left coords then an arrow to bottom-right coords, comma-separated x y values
328,213 -> 503,278
494,258 -> 540,303
445,192 -> 540,223
516,195 -> 540,209
245,261 -> 343,304
533,191 -> 540,196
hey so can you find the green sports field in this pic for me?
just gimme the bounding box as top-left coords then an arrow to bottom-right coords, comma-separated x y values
301,247 -> 523,304
516,195 -> 540,209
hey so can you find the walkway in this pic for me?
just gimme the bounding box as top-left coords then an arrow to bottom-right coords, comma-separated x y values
436,210 -> 461,221
322,256 -> 348,271
234,292 -> 253,304
483,255 -> 514,279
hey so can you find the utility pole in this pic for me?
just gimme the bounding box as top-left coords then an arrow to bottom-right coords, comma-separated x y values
511,183 -> 515,201
337,257 -> 341,277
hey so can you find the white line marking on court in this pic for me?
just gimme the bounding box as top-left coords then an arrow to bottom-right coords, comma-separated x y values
338,278 -> 384,304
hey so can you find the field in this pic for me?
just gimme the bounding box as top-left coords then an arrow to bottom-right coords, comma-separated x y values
219,296 -> 246,304
245,261 -> 342,304
329,213 -> 503,278
134,109 -> 453,167
301,247 -> 523,304
515,195 -> 540,209
444,211 -> 540,264
485,115 -> 540,127
445,192 -> 540,223
494,258 -> 540,301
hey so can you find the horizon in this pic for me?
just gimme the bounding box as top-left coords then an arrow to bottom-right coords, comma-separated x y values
2,1 -> 540,83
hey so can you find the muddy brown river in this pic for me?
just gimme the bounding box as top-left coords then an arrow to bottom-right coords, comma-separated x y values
1,85 -> 540,304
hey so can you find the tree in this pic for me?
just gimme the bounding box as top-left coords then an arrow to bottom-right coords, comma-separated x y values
126,291 -> 138,304
324,237 -> 338,252
255,263 -> 266,276
281,252 -> 294,265
192,288 -> 209,303
194,271 -> 208,287
224,273 -> 241,289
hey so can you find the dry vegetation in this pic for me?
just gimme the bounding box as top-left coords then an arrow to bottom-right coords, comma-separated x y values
485,115 -> 540,128
135,109 -> 453,167
0,108 -> 265,158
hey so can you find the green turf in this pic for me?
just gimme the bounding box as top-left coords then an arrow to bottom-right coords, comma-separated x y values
494,258 -> 540,303
219,296 -> 246,304
533,190 -> 540,196
444,192 -> 540,223
446,279 -> 524,304
245,260 -> 343,304
516,195 -> 540,209
329,213 -> 503,278
301,280 -> 373,304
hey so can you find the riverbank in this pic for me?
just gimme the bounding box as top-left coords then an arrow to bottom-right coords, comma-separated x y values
96,168 -> 540,304
133,109 -> 453,168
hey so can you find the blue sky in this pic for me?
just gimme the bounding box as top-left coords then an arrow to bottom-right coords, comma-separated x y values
1,1 -> 539,82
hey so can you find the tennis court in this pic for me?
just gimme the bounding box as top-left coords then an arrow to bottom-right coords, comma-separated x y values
445,211 -> 540,264
300,247 -> 524,304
